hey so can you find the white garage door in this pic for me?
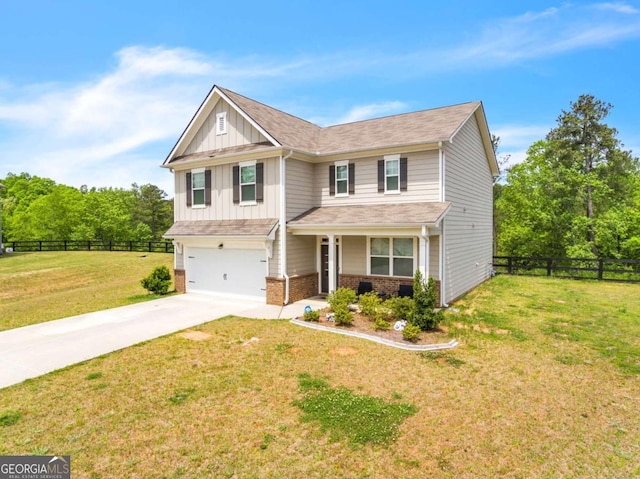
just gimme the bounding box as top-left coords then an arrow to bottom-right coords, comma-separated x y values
185,247 -> 266,299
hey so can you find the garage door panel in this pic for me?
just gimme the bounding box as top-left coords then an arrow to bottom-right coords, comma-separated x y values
186,247 -> 265,298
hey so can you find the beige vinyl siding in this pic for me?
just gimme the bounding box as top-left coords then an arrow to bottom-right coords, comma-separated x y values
287,234 -> 316,275
314,150 -> 440,206
184,98 -> 268,155
174,157 -> 280,221
443,113 -> 494,303
341,236 -> 367,275
286,159 -> 317,219
429,235 -> 439,280
269,235 -> 280,277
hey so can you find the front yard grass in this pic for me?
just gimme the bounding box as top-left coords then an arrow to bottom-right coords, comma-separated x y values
0,272 -> 639,477
0,251 -> 174,331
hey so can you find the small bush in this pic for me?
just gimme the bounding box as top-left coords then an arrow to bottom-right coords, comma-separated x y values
303,309 -> 320,322
327,287 -> 357,310
402,323 -> 421,342
333,304 -> 354,326
373,317 -> 392,331
384,296 -> 415,321
358,291 -> 382,318
411,271 -> 442,331
141,265 -> 172,295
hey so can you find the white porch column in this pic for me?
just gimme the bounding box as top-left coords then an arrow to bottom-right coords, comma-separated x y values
328,234 -> 336,293
420,226 -> 430,279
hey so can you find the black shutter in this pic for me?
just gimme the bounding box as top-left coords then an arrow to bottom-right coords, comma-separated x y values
232,166 -> 240,204
256,162 -> 264,203
329,165 -> 336,196
204,169 -> 211,206
377,160 -> 384,192
186,172 -> 192,207
400,157 -> 408,191
348,163 -> 355,194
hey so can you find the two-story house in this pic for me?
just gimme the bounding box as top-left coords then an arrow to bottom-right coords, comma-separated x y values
162,86 -> 498,306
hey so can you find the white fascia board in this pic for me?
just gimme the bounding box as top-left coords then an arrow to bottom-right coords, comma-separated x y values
287,225 -> 431,236
164,86 -> 282,166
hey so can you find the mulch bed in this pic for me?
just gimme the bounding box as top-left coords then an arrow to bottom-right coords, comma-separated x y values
308,308 -> 451,346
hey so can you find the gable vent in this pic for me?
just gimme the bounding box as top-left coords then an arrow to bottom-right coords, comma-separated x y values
216,112 -> 227,135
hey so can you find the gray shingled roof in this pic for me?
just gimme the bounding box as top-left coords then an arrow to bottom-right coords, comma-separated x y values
218,86 -> 479,155
164,219 -> 278,237
288,202 -> 451,227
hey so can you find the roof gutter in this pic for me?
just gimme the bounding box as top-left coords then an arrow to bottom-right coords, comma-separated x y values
280,149 -> 294,305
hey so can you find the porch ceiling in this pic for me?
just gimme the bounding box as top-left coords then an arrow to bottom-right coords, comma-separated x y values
287,202 -> 450,232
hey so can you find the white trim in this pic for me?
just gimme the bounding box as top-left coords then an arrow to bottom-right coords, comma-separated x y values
383,155 -> 400,194
366,236 -> 416,278
215,111 -> 227,135
239,160 -> 257,204
334,160 -> 349,197
191,167 -> 206,207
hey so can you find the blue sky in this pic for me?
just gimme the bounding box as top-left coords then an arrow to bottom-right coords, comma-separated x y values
1,1 -> 639,194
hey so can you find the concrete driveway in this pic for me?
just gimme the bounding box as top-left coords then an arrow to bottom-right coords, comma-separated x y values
0,293 -> 326,389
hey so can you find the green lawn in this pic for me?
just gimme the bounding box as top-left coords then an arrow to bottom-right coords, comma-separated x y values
0,262 -> 639,478
0,251 -> 174,331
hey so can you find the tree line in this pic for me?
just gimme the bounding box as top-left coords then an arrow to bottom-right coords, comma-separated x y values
494,94 -> 640,260
0,173 -> 173,242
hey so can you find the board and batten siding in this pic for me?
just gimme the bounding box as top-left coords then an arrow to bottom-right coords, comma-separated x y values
174,157 -> 280,221
314,151 -> 440,206
443,114 -> 494,304
286,159 -> 317,219
183,98 -> 268,155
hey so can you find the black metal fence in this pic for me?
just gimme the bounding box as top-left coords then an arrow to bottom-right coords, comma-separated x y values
4,240 -> 174,254
493,256 -> 640,283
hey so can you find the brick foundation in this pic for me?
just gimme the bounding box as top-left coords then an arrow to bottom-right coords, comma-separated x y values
339,274 -> 441,307
266,273 -> 318,305
174,269 -> 186,293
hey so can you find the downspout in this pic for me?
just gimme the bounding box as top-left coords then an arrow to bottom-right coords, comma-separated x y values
439,142 -> 448,307
280,149 -> 294,305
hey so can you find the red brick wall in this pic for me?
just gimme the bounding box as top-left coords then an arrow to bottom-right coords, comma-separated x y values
174,269 -> 186,293
339,274 -> 441,306
266,273 -> 318,305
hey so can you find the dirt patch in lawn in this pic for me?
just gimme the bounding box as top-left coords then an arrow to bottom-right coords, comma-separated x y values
178,330 -> 213,341
310,309 -> 451,346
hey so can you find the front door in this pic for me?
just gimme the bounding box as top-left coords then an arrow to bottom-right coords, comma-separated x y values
320,243 -> 340,294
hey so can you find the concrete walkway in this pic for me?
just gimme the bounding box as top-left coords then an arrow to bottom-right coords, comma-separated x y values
0,294 -> 327,389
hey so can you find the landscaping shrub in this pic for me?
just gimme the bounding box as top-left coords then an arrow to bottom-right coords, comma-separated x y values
327,287 -> 357,310
358,291 -> 382,318
303,309 -> 320,322
373,317 -> 392,331
411,270 -> 443,331
333,304 -> 354,326
140,265 -> 172,295
402,323 -> 421,342
384,296 -> 415,321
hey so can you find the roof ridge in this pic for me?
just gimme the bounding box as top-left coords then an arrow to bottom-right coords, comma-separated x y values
324,101 -> 481,129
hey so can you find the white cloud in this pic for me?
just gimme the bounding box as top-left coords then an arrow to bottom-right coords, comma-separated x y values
492,124 -> 551,172
592,2 -> 640,14
334,101 -> 409,125
427,3 -> 640,68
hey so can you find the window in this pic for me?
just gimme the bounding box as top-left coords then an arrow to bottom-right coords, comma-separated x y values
336,161 -> 348,195
385,157 -> 400,192
233,162 -> 263,205
240,163 -> 256,203
330,161 -> 355,196
369,237 -> 414,277
378,156 -> 407,193
216,112 -> 227,135
191,168 -> 205,207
